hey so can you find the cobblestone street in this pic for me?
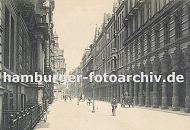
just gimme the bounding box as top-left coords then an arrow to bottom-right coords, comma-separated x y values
34,99 -> 190,130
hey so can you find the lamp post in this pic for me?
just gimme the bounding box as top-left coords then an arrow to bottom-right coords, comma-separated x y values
92,69 -> 96,113
92,85 -> 95,113
76,78 -> 79,105
77,86 -> 79,105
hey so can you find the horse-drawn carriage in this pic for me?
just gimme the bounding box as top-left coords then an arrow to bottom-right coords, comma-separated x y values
121,95 -> 134,108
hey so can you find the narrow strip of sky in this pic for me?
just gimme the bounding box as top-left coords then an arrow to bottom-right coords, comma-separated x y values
54,0 -> 114,73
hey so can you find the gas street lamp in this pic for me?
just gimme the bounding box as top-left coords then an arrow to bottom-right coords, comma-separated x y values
92,84 -> 95,113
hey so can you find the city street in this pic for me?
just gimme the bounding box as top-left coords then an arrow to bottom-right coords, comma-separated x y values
34,99 -> 190,130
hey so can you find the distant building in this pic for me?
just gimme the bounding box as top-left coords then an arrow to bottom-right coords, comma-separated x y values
69,64 -> 83,98
82,0 -> 126,102
81,48 -> 93,98
52,31 -> 66,98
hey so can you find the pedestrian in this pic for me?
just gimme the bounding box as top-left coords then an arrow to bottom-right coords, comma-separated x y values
111,98 -> 117,116
63,95 -> 65,100
87,98 -> 92,106
65,95 -> 67,102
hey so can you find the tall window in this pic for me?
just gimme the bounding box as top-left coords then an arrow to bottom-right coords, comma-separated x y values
130,43 -> 133,61
155,0 -> 160,12
140,35 -> 144,56
146,29 -> 151,53
147,0 -> 151,19
135,12 -> 138,31
174,9 -> 182,39
130,0 -> 132,10
154,24 -> 160,49
4,7 -> 15,71
129,18 -> 133,34
163,17 -> 170,44
4,7 -> 10,68
122,51 -> 124,66
134,40 -> 138,59
140,6 -> 144,26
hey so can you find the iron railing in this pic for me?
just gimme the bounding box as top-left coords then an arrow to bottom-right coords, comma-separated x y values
2,105 -> 43,130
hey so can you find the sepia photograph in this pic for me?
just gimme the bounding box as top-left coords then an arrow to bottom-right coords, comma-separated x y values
0,0 -> 190,130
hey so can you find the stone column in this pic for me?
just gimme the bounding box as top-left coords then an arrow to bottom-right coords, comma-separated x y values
152,55 -> 160,108
35,33 -> 44,74
133,65 -> 139,105
185,44 -> 190,112
145,58 -> 152,107
44,40 -> 50,73
161,51 -> 171,109
35,33 -> 45,104
139,62 -> 145,106
172,47 -> 183,111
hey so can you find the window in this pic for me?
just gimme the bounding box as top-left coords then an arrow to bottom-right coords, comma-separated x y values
130,0 -> 132,10
163,0 -> 166,6
147,0 -> 151,19
130,43 -> 133,61
130,18 -> 133,34
154,24 -> 160,49
118,54 -> 120,67
9,93 -> 14,110
120,33 -> 122,49
4,7 -> 15,71
140,36 -> 144,56
135,12 -> 138,31
122,51 -> 124,66
134,39 -> 139,59
4,7 -> 10,68
146,29 -> 151,52
140,6 -> 144,26
155,0 -> 160,12
174,9 -> 182,39
163,17 -> 170,44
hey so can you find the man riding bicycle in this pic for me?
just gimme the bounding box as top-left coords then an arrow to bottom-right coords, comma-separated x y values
111,98 -> 117,116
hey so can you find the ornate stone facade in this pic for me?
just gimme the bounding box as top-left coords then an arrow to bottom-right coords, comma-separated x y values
123,0 -> 190,112
0,0 -> 56,128
82,0 -> 190,113
52,31 -> 66,96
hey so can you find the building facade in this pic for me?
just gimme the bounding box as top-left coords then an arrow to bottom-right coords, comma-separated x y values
0,0 -> 56,129
82,0 -> 190,113
123,0 -> 190,112
83,0 -> 127,102
52,31 -> 66,98
69,64 -> 83,98
82,48 -> 93,98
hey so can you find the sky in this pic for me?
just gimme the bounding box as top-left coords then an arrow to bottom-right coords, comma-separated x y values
54,0 -> 114,73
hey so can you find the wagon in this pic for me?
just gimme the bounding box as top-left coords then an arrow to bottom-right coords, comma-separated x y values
121,96 -> 134,108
